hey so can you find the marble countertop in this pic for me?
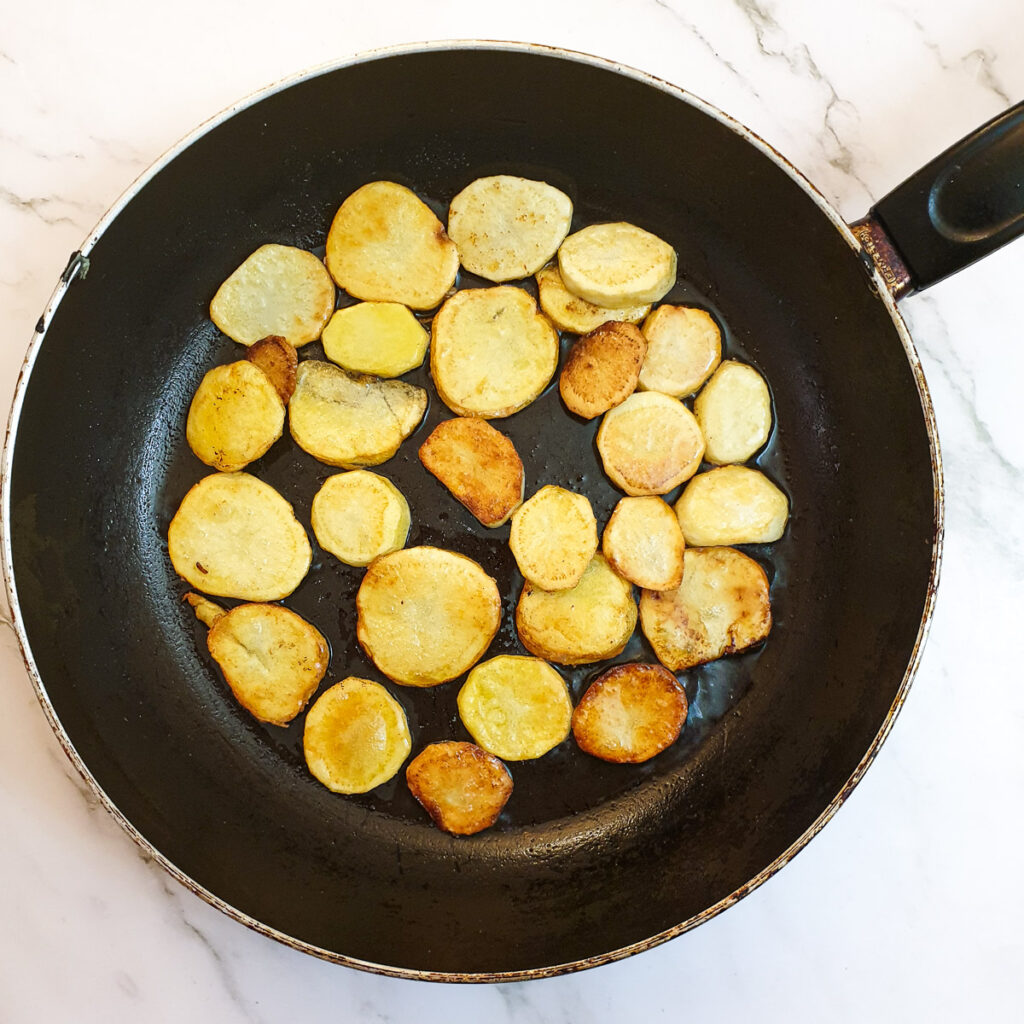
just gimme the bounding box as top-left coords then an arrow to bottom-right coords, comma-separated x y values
2,1 -> 1023,1020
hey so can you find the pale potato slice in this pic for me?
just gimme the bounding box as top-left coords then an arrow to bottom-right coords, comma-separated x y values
448,175 -> 573,282
356,546 -> 501,687
325,181 -> 459,310
406,741 -> 512,835
596,391 -> 705,495
535,263 -> 650,334
311,470 -> 410,567
602,496 -> 685,591
640,546 -> 771,670
303,678 -> 411,794
557,222 -> 676,307
168,472 -> 312,600
516,553 -> 637,665
572,663 -> 688,763
210,243 -> 334,347
431,286 -> 559,418
458,655 -> 572,760
246,335 -> 298,403
694,360 -> 773,464
509,485 -> 598,591
186,360 -> 285,472
321,301 -> 428,377
674,466 -> 789,545
559,321 -> 647,420
638,305 -> 721,398
418,417 -> 524,528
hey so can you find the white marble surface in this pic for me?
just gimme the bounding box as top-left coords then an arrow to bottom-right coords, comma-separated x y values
2,1 -> 1023,1020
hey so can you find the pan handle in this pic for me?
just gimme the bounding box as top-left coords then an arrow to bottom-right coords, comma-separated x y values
851,100 -> 1024,299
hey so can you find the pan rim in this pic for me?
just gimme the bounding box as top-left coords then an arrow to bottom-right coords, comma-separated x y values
0,38 -> 944,983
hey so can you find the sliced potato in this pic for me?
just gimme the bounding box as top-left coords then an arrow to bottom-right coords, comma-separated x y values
168,472 -> 311,600
356,546 -> 501,687
602,496 -> 685,591
638,305 -> 721,398
418,417 -> 524,528
572,663 -> 688,763
325,181 -> 459,310
210,243 -> 334,347
406,741 -> 513,835
559,321 -> 647,420
430,286 -> 559,418
557,222 -> 676,307
186,360 -> 285,472
321,301 -> 428,377
596,391 -> 705,495
640,546 -> 771,670
458,655 -> 572,761
516,553 -> 637,665
303,678 -> 411,794
674,466 -> 789,545
535,262 -> 650,334
694,360 -> 772,464
246,335 -> 298,403
311,470 -> 410,567
447,175 -> 573,282
509,485 -> 597,591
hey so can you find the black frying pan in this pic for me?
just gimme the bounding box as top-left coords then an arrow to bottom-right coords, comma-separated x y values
4,43 -> 1022,981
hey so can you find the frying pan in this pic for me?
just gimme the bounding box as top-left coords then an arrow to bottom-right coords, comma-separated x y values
3,42 -> 1022,981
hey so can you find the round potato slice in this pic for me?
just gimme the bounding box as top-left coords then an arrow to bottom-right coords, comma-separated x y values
509,485 -> 598,591
168,472 -> 312,600
303,678 -> 411,794
694,360 -> 773,464
638,305 -> 722,398
210,243 -> 334,347
674,466 -> 789,545
356,546 -> 501,687
559,321 -> 647,420
311,471 -> 410,567
535,263 -> 650,335
572,663 -> 688,763
321,301 -> 429,377
596,391 -> 705,496
458,656 -> 572,761
602,496 -> 685,591
430,286 -> 559,418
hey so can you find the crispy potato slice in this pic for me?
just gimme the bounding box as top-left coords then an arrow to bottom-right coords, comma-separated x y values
640,546 -> 771,670
183,592 -> 225,628
186,360 -> 285,472
246,335 -> 298,403
418,417 -> 524,528
458,655 -> 572,760
558,222 -> 676,307
674,466 -> 789,545
210,243 -> 334,347
357,546 -> 501,687
694,360 -> 773,464
431,286 -> 559,418
602,496 -> 685,591
303,678 -> 411,794
321,301 -> 428,377
168,472 -> 311,600
406,741 -> 512,835
535,262 -> 650,334
516,553 -> 637,665
311,470 -> 410,567
596,391 -> 705,495
325,181 -> 459,310
559,321 -> 647,420
448,175 -> 573,282
638,305 -> 721,398
572,663 -> 688,763
509,485 -> 598,591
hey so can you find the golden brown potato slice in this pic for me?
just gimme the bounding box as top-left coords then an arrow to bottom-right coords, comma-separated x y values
186,360 -> 285,472
535,263 -> 650,334
431,286 -> 559,418
357,546 -> 501,687
559,321 -> 647,420
406,741 -> 513,835
210,243 -> 334,347
311,470 -> 410,567
602,496 -> 685,591
509,485 -> 598,591
325,181 -> 459,310
640,546 -> 771,670
596,391 -> 705,495
458,655 -> 572,760
418,417 -> 524,528
321,301 -> 428,377
572,663 -> 688,763
516,553 -> 637,665
674,466 -> 789,545
694,360 -> 773,464
303,677 -> 411,794
168,472 -> 312,600
447,175 -> 573,282
246,335 -> 298,403
638,305 -> 721,398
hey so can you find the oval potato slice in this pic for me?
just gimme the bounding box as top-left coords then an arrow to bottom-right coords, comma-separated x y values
311,470 -> 410,567
694,360 -> 773,464
246,335 -> 298,403
509,485 -> 598,591
559,321 -> 647,420
535,262 -> 650,335
674,466 -> 789,545
321,301 -> 428,377
602,496 -> 685,591
638,305 -> 722,398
